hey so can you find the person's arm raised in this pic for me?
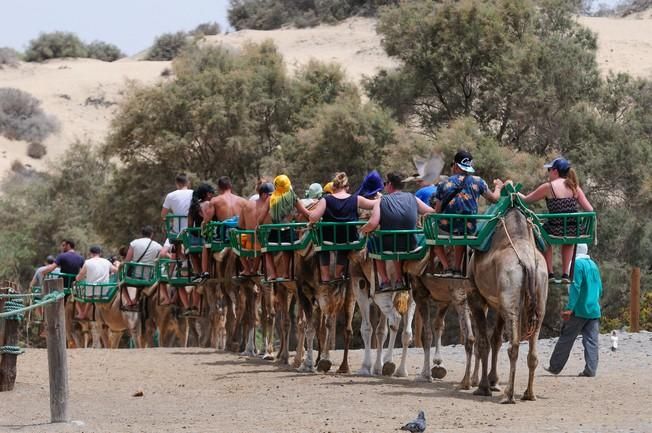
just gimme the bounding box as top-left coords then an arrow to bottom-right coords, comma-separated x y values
518,182 -> 549,204
482,179 -> 504,203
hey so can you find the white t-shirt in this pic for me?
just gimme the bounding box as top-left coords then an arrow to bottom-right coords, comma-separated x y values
130,237 -> 163,264
163,189 -> 193,225
84,257 -> 112,284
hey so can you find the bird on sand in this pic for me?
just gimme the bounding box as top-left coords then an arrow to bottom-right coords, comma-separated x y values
400,410 -> 426,432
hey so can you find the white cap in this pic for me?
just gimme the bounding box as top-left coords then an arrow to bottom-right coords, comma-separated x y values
576,243 -> 588,256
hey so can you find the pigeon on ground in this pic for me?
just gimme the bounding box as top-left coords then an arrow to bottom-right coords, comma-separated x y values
611,330 -> 618,352
400,410 -> 426,432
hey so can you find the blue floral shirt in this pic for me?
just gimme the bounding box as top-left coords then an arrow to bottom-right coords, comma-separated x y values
434,174 -> 488,234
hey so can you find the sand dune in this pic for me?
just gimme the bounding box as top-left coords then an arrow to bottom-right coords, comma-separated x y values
1,14 -> 651,176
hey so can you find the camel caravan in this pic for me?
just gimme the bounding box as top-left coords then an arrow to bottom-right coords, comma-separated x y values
30,152 -> 596,402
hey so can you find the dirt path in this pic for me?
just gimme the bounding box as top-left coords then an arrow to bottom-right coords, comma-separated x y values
2,332 -> 651,433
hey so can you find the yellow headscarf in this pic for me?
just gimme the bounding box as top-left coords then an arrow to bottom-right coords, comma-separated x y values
270,175 -> 297,223
323,181 -> 334,194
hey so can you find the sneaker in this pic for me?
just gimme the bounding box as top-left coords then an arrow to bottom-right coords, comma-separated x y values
452,270 -> 464,279
441,269 -> 454,277
191,272 -> 209,283
578,371 -> 593,377
561,274 -> 571,284
548,273 -> 561,284
394,279 -> 406,290
543,365 -> 559,375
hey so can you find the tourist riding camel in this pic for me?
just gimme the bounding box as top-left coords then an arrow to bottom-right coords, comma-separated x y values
309,172 -> 376,282
161,173 -> 193,241
238,182 -> 274,277
123,226 -> 163,306
264,174 -> 310,280
432,150 -> 504,277
360,172 -> 435,291
198,176 -> 248,280
518,157 -> 593,284
40,239 -> 84,289
75,245 -> 120,320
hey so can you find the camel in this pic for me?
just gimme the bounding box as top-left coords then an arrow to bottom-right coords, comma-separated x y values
293,246 -> 356,374
407,249 -> 478,388
92,283 -> 149,348
468,207 -> 548,403
349,251 -> 416,377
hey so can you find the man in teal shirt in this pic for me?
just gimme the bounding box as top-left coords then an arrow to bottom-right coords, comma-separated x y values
546,244 -> 602,377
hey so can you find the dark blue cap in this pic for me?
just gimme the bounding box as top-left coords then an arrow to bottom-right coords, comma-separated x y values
544,157 -> 570,173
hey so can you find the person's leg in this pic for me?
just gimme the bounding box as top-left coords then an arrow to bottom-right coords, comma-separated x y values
319,251 -> 331,282
580,319 -> 600,376
190,253 -> 202,277
548,315 -> 585,374
201,246 -> 210,274
178,287 -> 190,309
561,245 -> 574,278
392,260 -> 404,287
376,260 -> 390,285
544,246 -> 554,275
453,246 -> 465,273
434,246 -> 450,270
265,253 -> 277,280
159,282 -> 172,305
280,252 -> 290,279
334,251 -> 347,279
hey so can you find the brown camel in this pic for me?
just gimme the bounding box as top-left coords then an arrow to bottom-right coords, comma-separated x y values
468,208 -> 548,403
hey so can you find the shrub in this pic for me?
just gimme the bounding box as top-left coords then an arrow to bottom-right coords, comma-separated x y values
192,22 -> 221,36
146,32 -> 191,61
0,88 -> 60,143
27,142 -> 47,159
86,41 -> 125,62
0,47 -> 19,68
24,31 -> 88,62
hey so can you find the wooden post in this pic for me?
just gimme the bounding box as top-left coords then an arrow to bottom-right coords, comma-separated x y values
0,297 -> 20,391
630,267 -> 641,333
44,278 -> 70,423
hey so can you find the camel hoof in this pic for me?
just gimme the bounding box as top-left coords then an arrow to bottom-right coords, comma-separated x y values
431,365 -> 447,379
394,368 -> 408,378
357,367 -> 372,376
292,358 -> 304,369
521,393 -> 536,401
262,353 -> 275,361
471,378 -> 480,387
336,365 -> 351,374
491,385 -> 502,392
415,374 -> 433,383
317,359 -> 332,373
500,397 -> 516,404
473,387 -> 492,396
297,364 -> 316,373
382,362 -> 396,377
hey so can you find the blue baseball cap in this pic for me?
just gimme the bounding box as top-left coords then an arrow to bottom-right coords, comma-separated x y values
544,157 -> 570,172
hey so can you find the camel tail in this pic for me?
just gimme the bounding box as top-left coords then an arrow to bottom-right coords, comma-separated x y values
521,263 -> 539,341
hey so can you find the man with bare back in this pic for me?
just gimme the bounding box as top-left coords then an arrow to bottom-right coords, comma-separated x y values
198,176 -> 248,280
238,182 -> 274,276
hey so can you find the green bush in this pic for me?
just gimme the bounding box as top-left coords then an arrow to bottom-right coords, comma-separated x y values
146,31 -> 191,61
24,31 -> 88,62
192,22 -> 221,36
0,47 -> 19,68
0,88 -> 59,143
86,41 -> 125,62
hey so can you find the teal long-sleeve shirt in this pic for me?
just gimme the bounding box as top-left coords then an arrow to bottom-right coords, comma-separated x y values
565,257 -> 602,319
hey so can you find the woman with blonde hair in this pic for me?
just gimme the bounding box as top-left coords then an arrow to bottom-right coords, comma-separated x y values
309,172 -> 376,282
519,158 -> 593,283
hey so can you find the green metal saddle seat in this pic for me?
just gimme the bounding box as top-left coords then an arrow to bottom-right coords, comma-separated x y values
156,258 -> 196,286
229,229 -> 261,258
312,221 -> 367,252
204,219 -> 239,252
73,275 -> 118,303
258,223 -> 312,253
45,271 -> 78,295
367,229 -> 427,261
165,214 -> 188,243
119,262 -> 157,287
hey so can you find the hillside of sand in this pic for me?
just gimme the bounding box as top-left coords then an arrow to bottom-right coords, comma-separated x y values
1,13 -> 651,176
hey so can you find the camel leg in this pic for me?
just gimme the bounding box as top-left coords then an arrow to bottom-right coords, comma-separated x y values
414,282 -> 433,382
298,306 -> 318,373
501,313 -> 519,404
431,302 -> 448,380
395,296 -> 415,378
522,329 -> 541,401
293,300 -> 306,368
471,330 -> 481,387
276,286 -> 292,365
317,313 -> 333,373
336,284 -> 355,374
90,321 -> 103,349
354,282 -> 374,376
109,330 -> 122,349
261,284 -> 275,360
451,283 -> 475,390
373,292 -> 398,376
488,314 -> 505,392
470,292 -> 491,396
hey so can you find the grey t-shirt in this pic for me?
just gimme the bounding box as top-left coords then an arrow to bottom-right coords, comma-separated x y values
379,191 -> 418,230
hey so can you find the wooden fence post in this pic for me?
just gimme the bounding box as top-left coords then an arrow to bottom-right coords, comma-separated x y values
0,287 -> 20,391
44,278 -> 70,423
630,267 -> 641,333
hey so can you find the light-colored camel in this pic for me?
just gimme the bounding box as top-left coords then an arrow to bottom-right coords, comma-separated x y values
468,208 -> 548,403
407,250 -> 478,388
348,250 -> 416,377
293,247 -> 356,374
93,287 -> 148,348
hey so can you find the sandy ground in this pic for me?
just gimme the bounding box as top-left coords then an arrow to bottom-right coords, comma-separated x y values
1,332 -> 651,433
1,13 -> 651,177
